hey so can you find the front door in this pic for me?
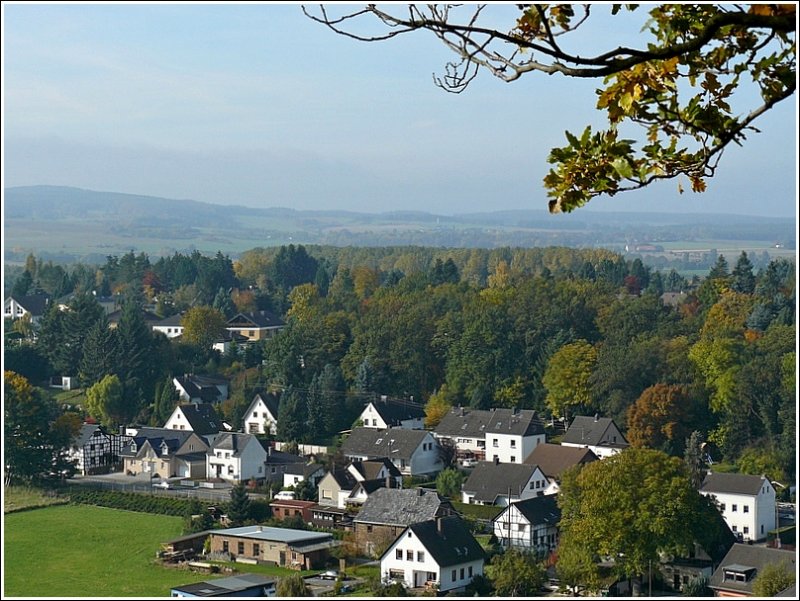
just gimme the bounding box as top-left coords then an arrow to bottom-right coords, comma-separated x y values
279,551 -> 286,566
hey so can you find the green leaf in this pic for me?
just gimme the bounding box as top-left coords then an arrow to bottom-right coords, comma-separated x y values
612,158 -> 634,179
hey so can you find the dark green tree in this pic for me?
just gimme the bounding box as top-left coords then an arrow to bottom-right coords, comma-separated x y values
731,251 -> 756,294
487,548 -> 547,597
226,483 -> 252,528
752,561 -> 795,597
435,468 -> 464,498
277,387 -> 307,442
116,298 -> 157,412
277,573 -> 312,597
154,376 -> 180,425
79,314 -> 118,387
212,287 -> 236,318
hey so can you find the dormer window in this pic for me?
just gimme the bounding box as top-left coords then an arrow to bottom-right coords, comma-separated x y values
722,565 -> 757,583
130,442 -> 137,453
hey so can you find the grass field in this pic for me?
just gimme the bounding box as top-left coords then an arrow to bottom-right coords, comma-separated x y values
4,505 -> 248,597
3,486 -> 67,514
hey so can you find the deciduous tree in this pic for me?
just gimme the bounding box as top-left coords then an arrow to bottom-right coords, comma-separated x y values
305,4 -> 795,212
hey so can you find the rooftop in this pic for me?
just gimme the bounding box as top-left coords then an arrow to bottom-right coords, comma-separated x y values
210,525 -> 332,545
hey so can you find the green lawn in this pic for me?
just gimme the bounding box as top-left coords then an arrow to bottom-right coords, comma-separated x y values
3,504 -> 298,597
3,486 -> 67,514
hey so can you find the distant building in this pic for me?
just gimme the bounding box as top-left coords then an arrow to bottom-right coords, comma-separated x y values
700,472 -> 776,542
225,311 -> 286,342
560,415 -> 628,458
709,543 -> 796,597
208,525 -> 337,570
4,293 -> 50,323
173,374 -> 229,405
461,460 -> 550,506
242,393 -> 280,436
171,573 -> 276,597
358,397 -> 426,430
341,428 -> 443,477
492,495 -> 561,552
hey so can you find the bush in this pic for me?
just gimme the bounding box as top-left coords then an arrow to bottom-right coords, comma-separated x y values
68,489 -> 194,516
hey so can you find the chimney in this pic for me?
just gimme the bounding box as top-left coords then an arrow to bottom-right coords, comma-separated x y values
417,488 -> 424,496
256,525 -> 263,532
494,456 -> 499,466
436,516 -> 443,535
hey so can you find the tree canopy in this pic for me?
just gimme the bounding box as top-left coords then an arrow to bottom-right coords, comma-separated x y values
305,4 -> 795,213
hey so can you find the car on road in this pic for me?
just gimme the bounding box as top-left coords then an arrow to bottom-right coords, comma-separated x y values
319,570 -> 339,581
152,480 -> 172,489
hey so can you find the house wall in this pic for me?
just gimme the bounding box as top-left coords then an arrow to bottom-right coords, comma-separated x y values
354,523 -> 405,558
702,485 -> 775,542
72,432 -> 115,475
408,434 -> 443,477
243,399 -> 277,435
485,433 -> 544,464
435,434 -> 485,458
318,473 -> 348,509
462,467 -> 549,506
381,528 -> 483,592
207,440 -> 266,482
492,504 -> 558,551
152,325 -> 183,338
125,445 -> 173,479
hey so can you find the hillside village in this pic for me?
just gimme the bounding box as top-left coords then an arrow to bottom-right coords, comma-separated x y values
4,246 -> 797,597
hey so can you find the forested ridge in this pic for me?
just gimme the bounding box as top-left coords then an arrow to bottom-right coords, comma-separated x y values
5,244 -> 795,486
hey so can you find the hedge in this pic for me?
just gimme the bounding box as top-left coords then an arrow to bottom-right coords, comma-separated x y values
68,489 -> 194,517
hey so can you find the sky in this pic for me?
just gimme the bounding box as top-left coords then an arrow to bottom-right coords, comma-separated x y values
2,2 -> 798,218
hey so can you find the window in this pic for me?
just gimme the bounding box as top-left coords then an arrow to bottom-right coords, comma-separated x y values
367,525 -> 373,533
510,440 -> 516,448
253,543 -> 260,556
743,527 -> 749,535
225,452 -> 231,459
518,523 -> 526,531
396,549 -> 403,560
493,439 -> 499,447
372,419 -> 377,426
460,568 -> 465,579
530,482 -> 535,489
732,504 -> 738,512
510,456 -> 516,463
720,503 -> 726,511
237,542 -> 244,554
743,505 -> 749,513
468,566 -> 473,577
732,526 -> 737,532
227,466 -> 234,475
417,551 -> 425,562
406,550 -> 413,561
451,570 -> 457,582
222,540 -> 229,552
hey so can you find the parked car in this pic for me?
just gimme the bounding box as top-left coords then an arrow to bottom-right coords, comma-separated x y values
460,458 -> 478,468
320,570 -> 339,581
152,480 -> 172,489
274,490 -> 296,501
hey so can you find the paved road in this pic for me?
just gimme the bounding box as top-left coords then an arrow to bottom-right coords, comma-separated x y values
66,474 -> 269,503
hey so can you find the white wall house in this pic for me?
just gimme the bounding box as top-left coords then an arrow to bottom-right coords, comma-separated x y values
341,428 -> 443,477
380,517 -> 484,593
151,314 -> 184,339
207,433 -> 267,483
358,398 -> 426,430
242,393 -> 279,436
461,462 -> 549,507
700,473 -> 776,542
162,404 -> 223,436
492,496 -> 561,552
485,430 -> 545,464
560,415 -> 629,459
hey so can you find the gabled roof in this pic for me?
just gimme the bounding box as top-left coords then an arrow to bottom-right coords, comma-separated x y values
354,488 -> 451,526
325,468 -> 360,490
400,516 -> 485,568
523,443 -> 598,480
107,308 -> 161,326
284,462 -> 324,478
366,398 -> 426,425
342,428 -> 432,461
709,544 -> 796,595
153,313 -> 184,327
561,415 -> 629,447
175,374 -> 227,403
72,423 -> 110,449
7,293 -> 50,316
210,433 -> 261,457
349,458 -> 402,481
226,310 -> 286,329
700,472 -> 769,496
174,404 -> 222,436
499,495 -> 561,527
264,447 -> 306,465
120,428 -> 194,458
350,477 -> 398,497
246,392 -> 280,421
462,462 -> 543,503
435,407 -> 545,438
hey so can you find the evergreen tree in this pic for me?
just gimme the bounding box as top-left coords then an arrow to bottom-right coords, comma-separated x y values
50,293 -> 104,376
318,363 -> 345,436
154,376 -> 180,425
115,299 -> 155,416
731,251 -> 756,294
11,270 -> 33,297
212,287 -> 236,318
79,314 -> 118,387
226,483 -> 252,527
277,387 -> 307,442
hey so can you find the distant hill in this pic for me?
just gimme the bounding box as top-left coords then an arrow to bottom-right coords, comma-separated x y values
3,185 -> 795,264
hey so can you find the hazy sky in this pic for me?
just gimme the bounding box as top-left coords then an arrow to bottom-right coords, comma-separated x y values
3,3 -> 797,218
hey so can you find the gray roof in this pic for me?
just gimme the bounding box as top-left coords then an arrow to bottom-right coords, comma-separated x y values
8,293 -> 50,316
284,462 -> 324,478
209,433 -> 261,457
248,392 -> 280,420
354,487 -> 452,527
342,428 -> 431,461
108,308 -> 161,326
226,310 -> 286,329
119,428 -> 194,458
211,525 -> 332,546
265,448 -> 306,465
462,462 -> 543,503
367,398 -> 426,425
349,458 -> 402,480
327,468 -> 360,490
523,443 -> 598,479
435,407 -> 544,438
172,573 -> 275,596
175,403 -> 222,435
700,472 -> 769,496
710,544 -> 796,595
72,423 -> 110,449
402,517 -> 485,568
499,495 -> 561,527
561,415 -> 628,447
176,374 -> 227,403
153,313 -> 184,327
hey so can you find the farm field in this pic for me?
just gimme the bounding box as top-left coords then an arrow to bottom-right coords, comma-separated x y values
4,504 -> 212,597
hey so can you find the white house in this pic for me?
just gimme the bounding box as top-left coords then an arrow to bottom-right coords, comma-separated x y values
68,423 -> 116,476
317,469 -> 360,509
282,462 -> 325,489
346,458 -> 403,487
207,433 -> 267,482
560,415 -> 629,459
163,403 -> 224,436
341,428 -> 443,477
700,472 -> 776,542
173,374 -> 229,405
461,460 -> 550,506
380,516 -> 485,593
358,397 -> 426,429
4,293 -> 50,324
492,496 -> 561,552
242,393 -> 280,436
151,313 -> 184,339
434,407 -> 545,463
523,443 -> 598,495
